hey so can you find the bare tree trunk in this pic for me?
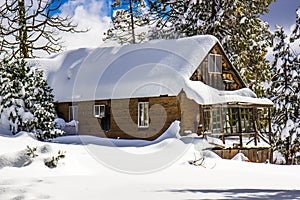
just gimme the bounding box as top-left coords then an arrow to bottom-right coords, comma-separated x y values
18,0 -> 29,58
129,0 -> 136,44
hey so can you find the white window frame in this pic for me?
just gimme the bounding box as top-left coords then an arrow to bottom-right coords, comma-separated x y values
208,54 -> 222,74
94,105 -> 106,118
138,102 -> 149,128
69,105 -> 78,121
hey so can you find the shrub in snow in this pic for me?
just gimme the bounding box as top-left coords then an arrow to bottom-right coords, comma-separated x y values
54,118 -> 66,130
44,150 -> 66,169
26,146 -> 38,158
0,59 -> 63,140
267,10 -> 300,165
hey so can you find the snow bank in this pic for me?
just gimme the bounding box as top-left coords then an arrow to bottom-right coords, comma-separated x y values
0,125 -> 12,136
0,145 -> 54,169
273,150 -> 286,164
54,118 -> 66,129
0,149 -> 32,169
231,153 -> 250,162
1,123 -> 300,199
53,120 -> 181,147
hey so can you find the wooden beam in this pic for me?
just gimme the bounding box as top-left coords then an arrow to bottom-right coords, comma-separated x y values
238,108 -> 243,147
253,108 -> 258,146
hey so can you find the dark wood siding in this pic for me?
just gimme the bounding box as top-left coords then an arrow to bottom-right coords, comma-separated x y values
213,148 -> 271,163
190,44 -> 245,91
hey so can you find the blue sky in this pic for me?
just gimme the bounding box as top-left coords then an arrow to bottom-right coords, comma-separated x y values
261,0 -> 300,30
53,0 -> 300,52
55,0 -> 299,29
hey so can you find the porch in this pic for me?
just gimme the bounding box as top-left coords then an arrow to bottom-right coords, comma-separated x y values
198,103 -> 272,148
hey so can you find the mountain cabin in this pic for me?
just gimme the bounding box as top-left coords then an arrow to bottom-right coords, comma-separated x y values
31,35 -> 273,147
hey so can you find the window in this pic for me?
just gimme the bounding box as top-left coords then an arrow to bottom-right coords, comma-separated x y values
240,108 -> 254,132
69,106 -> 78,121
138,102 -> 149,128
223,108 -> 254,134
223,108 -> 239,134
208,54 -> 222,74
257,108 -> 271,135
204,107 -> 255,136
94,105 -> 106,118
211,108 -> 222,133
203,108 -> 222,134
203,109 -> 211,132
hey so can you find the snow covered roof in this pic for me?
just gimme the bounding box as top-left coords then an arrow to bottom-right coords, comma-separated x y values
28,35 -> 273,106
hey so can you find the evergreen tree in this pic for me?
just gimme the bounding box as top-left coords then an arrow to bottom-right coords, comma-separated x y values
148,0 -> 274,97
0,59 -> 63,140
104,0 -> 149,44
0,0 -> 86,58
267,8 -> 300,164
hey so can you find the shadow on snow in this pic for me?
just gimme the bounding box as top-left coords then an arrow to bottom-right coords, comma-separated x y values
159,189 -> 300,200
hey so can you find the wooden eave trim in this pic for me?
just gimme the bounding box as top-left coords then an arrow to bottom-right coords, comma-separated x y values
201,103 -> 273,108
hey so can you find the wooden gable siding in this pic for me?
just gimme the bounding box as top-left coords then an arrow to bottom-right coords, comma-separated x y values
56,96 -> 181,140
190,43 -> 245,90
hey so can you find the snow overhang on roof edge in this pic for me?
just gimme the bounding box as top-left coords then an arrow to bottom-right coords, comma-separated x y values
182,80 -> 273,106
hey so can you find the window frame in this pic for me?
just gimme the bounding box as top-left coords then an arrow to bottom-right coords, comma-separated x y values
240,108 -> 254,133
93,105 -> 106,118
138,102 -> 149,128
211,108 -> 222,134
69,105 -> 78,121
203,107 -> 223,134
208,54 -> 222,74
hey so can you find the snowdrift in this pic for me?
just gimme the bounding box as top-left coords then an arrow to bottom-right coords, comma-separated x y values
0,121 -> 300,199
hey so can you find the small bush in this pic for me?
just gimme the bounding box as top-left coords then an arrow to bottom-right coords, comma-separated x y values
26,146 -> 38,158
44,150 -> 66,168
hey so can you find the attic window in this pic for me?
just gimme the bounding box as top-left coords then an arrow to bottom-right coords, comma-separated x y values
208,54 -> 222,74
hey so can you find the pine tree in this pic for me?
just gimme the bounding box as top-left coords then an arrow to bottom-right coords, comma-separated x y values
104,0 -> 149,44
148,0 -> 274,97
0,59 -> 63,140
0,59 -> 27,134
0,0 -> 86,58
267,10 -> 300,164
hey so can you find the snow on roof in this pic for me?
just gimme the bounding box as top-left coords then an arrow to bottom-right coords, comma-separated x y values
184,81 -> 273,106
28,35 -> 272,106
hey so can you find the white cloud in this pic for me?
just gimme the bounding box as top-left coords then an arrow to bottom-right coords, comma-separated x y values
0,0 -> 112,57
57,0 -> 112,52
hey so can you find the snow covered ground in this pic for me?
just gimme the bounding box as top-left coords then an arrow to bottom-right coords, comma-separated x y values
1,122 -> 300,200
